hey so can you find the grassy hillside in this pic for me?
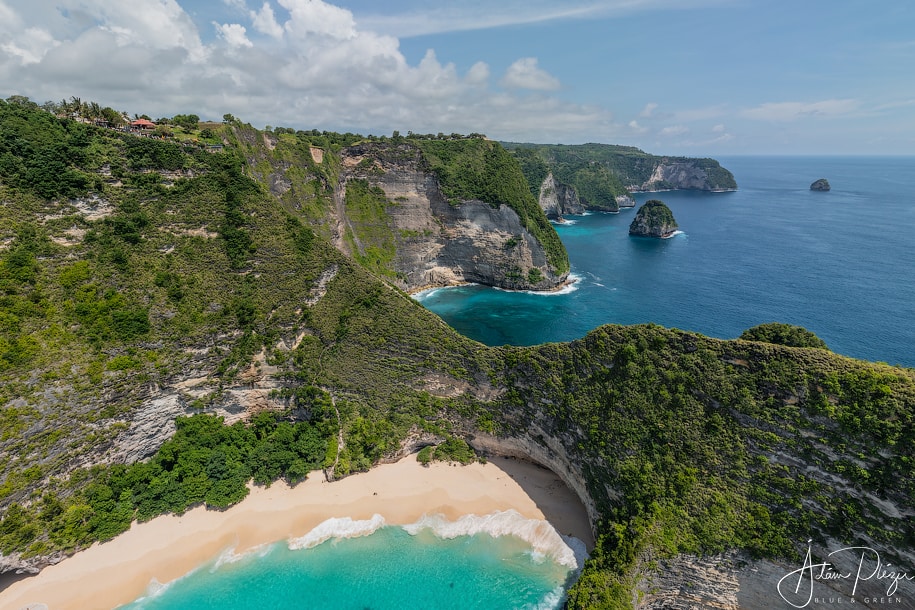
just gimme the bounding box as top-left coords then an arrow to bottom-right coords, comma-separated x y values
0,98 -> 912,609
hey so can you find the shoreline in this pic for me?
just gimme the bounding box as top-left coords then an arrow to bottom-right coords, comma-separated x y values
409,274 -> 579,297
0,456 -> 592,610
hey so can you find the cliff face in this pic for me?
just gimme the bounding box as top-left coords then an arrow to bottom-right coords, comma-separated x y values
335,143 -> 567,291
537,172 -> 637,219
538,172 -> 585,219
632,159 -> 736,192
504,143 -> 737,198
241,132 -> 568,292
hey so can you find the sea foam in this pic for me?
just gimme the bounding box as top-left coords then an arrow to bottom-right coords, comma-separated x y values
491,272 -> 582,297
402,510 -> 585,569
287,514 -> 386,550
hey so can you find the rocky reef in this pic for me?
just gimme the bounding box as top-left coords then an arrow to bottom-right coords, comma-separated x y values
810,178 -> 831,191
629,199 -> 679,238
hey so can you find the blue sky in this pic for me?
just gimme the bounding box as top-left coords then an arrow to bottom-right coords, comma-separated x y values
2,0 -> 913,154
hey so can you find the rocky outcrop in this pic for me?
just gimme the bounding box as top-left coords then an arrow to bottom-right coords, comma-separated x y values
616,194 -> 636,208
632,159 -> 736,192
336,143 -> 567,291
629,199 -> 679,238
811,178 -> 831,191
467,428 -> 599,534
538,172 -> 585,219
635,543 -> 915,609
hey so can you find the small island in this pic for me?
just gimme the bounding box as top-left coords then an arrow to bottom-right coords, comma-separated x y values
629,199 -> 679,238
810,178 -> 831,191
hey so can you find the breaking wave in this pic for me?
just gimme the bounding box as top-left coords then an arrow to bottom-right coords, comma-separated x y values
287,514 -> 387,550
401,510 -> 585,569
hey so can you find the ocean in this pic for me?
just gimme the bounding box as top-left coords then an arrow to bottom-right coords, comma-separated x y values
118,512 -> 582,610
416,156 -> 915,368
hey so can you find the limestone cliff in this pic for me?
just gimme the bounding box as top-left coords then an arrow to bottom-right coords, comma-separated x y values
631,158 -> 737,192
538,172 -> 585,219
504,142 -> 737,198
537,172 -> 636,219
336,143 -> 567,291
240,131 -> 568,292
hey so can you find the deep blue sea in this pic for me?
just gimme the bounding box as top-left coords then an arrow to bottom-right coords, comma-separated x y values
417,156 -> 915,368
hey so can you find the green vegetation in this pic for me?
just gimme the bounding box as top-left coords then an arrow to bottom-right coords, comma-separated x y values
494,325 -> 914,607
413,137 -> 569,274
740,323 -> 829,350
0,98 -> 912,610
343,178 -> 398,278
503,142 -> 738,198
508,145 -> 628,211
0,410 -> 334,555
629,199 -> 678,236
416,437 -> 477,466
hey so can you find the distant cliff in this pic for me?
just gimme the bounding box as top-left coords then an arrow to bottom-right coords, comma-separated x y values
503,143 -> 736,217
235,130 -> 569,291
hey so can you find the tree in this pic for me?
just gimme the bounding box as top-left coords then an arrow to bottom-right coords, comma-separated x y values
171,114 -> 199,132
222,113 -> 236,123
740,323 -> 829,350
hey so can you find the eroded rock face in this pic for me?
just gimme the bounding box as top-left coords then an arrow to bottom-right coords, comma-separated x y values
538,172 -> 586,219
632,160 -> 735,192
635,543 -> 915,610
337,144 -> 567,291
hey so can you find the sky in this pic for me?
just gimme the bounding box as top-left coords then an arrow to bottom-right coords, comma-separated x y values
1,0 -> 913,155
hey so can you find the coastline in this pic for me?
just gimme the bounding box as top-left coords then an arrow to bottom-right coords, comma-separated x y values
0,456 -> 592,610
409,274 -> 579,297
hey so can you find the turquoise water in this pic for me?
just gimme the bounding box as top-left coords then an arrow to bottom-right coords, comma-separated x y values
417,156 -> 915,368
119,520 -> 576,610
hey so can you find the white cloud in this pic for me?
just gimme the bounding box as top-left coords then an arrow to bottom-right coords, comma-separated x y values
628,120 -> 648,134
639,102 -> 658,118
250,2 -> 284,38
0,0 -> 608,142
1,27 -> 58,65
659,125 -> 689,136
500,57 -> 560,91
214,22 -> 253,48
740,99 -> 859,122
465,61 -> 490,86
356,0 -> 729,38
711,123 -> 725,133
279,0 -> 357,40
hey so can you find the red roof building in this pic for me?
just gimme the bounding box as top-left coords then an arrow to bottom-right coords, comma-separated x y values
130,119 -> 156,129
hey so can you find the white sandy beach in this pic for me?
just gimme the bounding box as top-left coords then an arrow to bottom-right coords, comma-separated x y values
0,456 -> 593,610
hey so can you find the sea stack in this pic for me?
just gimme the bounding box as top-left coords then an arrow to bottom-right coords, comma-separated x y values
810,178 -> 831,191
629,199 -> 679,238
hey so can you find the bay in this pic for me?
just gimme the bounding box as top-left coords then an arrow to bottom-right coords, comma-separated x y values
416,156 -> 915,368
119,526 -> 574,610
